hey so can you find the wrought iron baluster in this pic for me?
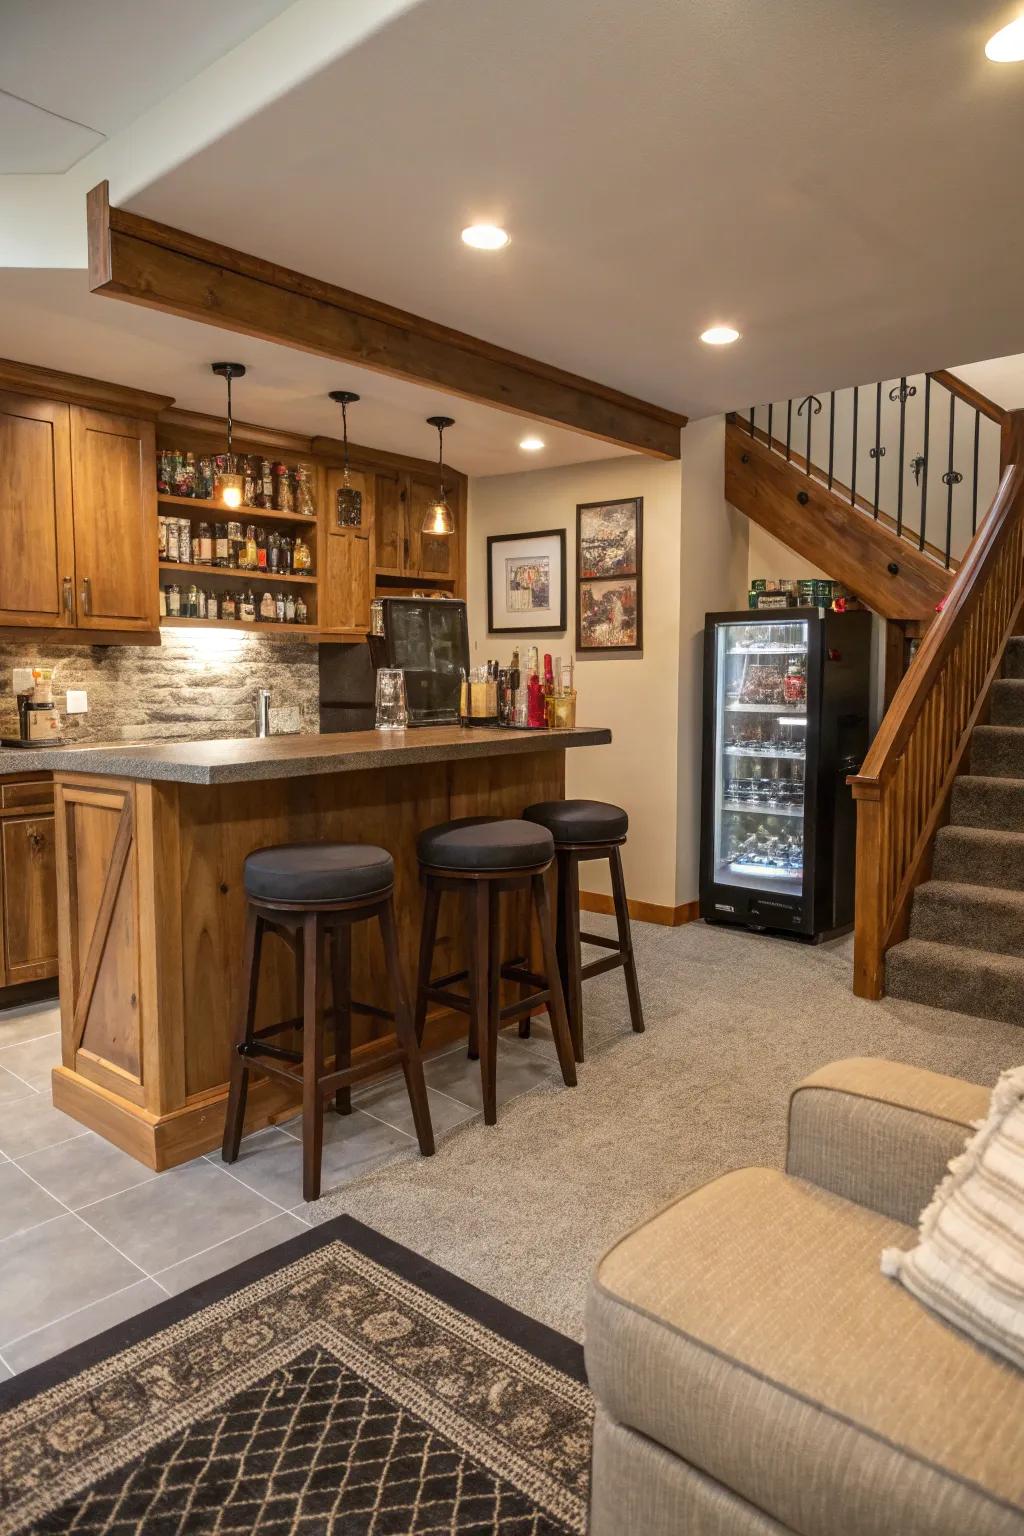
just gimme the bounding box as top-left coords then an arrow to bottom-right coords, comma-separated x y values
828,391 -> 835,490
767,403 -> 773,454
749,407 -> 755,438
786,400 -> 792,461
872,383 -> 883,518
945,394 -> 956,569
896,378 -> 908,537
918,375 -> 930,552
851,386 -> 859,505
972,409 -> 981,534
796,395 -> 821,476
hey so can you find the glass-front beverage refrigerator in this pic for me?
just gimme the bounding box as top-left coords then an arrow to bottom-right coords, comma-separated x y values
699,607 -> 872,939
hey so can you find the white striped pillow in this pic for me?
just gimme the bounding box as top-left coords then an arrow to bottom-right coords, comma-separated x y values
882,1063 -> 1024,1371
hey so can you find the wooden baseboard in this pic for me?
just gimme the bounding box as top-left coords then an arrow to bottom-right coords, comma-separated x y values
579,891 -> 699,927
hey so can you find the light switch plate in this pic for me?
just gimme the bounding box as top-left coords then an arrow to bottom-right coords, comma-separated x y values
12,667 -> 33,696
66,689 -> 89,714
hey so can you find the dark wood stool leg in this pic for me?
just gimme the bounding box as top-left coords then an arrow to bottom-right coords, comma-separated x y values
532,871 -> 577,1089
487,879 -> 501,1070
329,920 -> 353,1114
470,881 -> 497,1123
379,895 -> 434,1157
414,878 -> 441,1047
466,884 -> 480,1062
301,910 -> 326,1202
609,845 -> 645,1034
222,905 -> 263,1164
559,849 -> 585,1063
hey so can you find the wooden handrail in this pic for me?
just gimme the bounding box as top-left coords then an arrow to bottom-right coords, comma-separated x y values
927,369 -> 1006,427
850,435 -> 1024,999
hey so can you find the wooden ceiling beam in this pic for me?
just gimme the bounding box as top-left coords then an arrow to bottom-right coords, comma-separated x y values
87,182 -> 685,460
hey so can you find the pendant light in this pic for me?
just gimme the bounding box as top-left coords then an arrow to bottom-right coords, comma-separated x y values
423,415 -> 455,535
210,363 -> 246,509
328,390 -> 362,526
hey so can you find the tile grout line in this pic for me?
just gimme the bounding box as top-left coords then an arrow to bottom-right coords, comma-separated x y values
147,1212 -> 295,1288
202,1150 -> 313,1221
11,1130 -> 92,1161
0,1029 -> 61,1054
0,1277 -> 157,1353
11,1158 -> 152,1285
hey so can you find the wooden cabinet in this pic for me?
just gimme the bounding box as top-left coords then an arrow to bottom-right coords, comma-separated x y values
0,776 -> 58,989
0,391 -> 75,629
70,408 -> 158,630
370,469 -> 461,583
320,467 -> 374,635
0,388 -> 158,637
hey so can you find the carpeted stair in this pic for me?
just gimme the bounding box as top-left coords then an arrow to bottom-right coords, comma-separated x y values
886,638 -> 1024,1025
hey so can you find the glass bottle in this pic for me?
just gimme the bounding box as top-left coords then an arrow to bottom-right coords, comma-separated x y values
295,594 -> 307,625
260,589 -> 275,622
293,535 -> 312,572
256,527 -> 268,570
244,525 -> 258,570
214,523 -> 229,567
285,592 -> 296,623
240,591 -> 256,623
196,522 -> 213,564
221,591 -> 237,621
267,532 -> 280,574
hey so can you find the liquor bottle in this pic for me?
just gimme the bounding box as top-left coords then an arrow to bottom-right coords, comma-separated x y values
295,594 -> 308,624
244,525 -> 258,570
214,523 -> 229,567
196,522 -> 213,565
285,592 -> 296,622
293,535 -> 312,572
240,591 -> 256,623
281,536 -> 293,575
527,670 -> 546,728
275,591 -> 286,623
256,528 -> 268,570
268,532 -> 280,573
259,590 -> 275,622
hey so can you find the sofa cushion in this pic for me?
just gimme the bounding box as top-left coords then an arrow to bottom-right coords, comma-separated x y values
882,1063 -> 1024,1372
585,1168 -> 1024,1536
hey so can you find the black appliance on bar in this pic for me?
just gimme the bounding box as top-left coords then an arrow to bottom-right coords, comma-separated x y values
368,596 -> 469,726
699,607 -> 871,939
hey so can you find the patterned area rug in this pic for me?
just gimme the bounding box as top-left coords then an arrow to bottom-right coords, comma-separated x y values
0,1218 -> 592,1535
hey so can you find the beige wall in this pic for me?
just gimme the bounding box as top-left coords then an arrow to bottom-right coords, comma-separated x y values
747,521 -> 827,584
466,417 -> 749,911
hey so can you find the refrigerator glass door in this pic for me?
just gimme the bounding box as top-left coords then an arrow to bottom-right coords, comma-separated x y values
712,616 -> 809,895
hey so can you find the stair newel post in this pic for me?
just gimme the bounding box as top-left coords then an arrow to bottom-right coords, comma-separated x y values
851,777 -> 886,1000
1001,409 -> 1024,476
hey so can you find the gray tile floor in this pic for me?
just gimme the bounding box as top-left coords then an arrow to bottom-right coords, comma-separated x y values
0,997 -> 556,1376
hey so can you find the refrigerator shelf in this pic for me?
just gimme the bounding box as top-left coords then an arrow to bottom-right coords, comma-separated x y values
725,646 -> 808,656
721,800 -> 804,818
724,746 -> 805,761
726,860 -> 803,881
726,703 -> 807,714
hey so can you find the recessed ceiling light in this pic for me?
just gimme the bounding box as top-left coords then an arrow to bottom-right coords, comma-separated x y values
519,435 -> 545,451
700,325 -> 741,346
985,16 -> 1024,59
461,224 -> 510,250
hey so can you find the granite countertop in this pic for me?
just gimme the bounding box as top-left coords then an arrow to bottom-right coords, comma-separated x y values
0,725 -> 611,786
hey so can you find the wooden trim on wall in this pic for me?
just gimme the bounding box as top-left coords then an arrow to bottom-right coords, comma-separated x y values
88,182 -> 685,460
0,355 -> 174,418
579,889 -> 699,927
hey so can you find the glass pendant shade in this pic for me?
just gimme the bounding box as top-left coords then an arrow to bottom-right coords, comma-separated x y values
423,495 -> 454,536
217,469 -> 244,509
211,362 -> 246,510
424,415 -> 455,535
328,389 -> 362,527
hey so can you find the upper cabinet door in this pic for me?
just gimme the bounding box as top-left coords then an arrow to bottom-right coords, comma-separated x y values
373,471 -> 405,574
406,473 -> 459,581
70,408 -> 158,630
0,392 -> 74,628
321,467 -> 374,634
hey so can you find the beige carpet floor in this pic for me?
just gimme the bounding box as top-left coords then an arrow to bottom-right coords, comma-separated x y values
312,916 -> 1023,1340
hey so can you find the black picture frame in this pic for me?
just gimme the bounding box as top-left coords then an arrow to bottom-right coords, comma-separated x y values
575,497 -> 644,653
486,528 -> 567,634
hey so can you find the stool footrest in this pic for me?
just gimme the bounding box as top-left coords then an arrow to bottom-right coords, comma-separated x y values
239,1039 -> 302,1065
424,985 -> 471,1012
580,951 -> 627,982
499,993 -> 552,1023
501,962 -> 548,990
579,931 -> 622,952
351,999 -> 393,1023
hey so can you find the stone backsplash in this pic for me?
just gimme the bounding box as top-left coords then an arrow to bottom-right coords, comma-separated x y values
0,632 -> 320,744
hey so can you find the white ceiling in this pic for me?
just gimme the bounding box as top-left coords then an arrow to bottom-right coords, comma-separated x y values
1,0 -> 1023,455
0,269 -> 622,475
0,0 -> 295,169
120,0 -> 1024,420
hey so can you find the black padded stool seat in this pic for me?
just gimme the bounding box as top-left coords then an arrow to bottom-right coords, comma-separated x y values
523,799 -> 628,845
243,843 -> 394,905
417,817 -> 554,872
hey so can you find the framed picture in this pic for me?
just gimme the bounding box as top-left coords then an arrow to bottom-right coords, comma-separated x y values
576,498 -> 643,651
487,528 -> 567,634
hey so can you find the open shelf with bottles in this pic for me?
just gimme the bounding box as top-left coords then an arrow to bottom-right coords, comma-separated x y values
161,616 -> 318,638
157,494 -> 317,527
158,562 -> 316,585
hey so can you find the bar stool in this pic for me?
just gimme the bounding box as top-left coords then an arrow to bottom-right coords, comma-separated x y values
222,841 -> 434,1202
413,817 -> 577,1124
522,800 -> 644,1062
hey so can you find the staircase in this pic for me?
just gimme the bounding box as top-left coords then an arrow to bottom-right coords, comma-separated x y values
726,370 -> 1007,621
887,636 -> 1024,1024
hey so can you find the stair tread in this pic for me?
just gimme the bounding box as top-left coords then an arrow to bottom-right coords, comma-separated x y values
915,878 -> 1024,910
972,723 -> 1024,737
888,937 -> 1024,979
936,823 -> 1024,847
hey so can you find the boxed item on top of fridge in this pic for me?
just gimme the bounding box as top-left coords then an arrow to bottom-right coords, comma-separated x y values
750,578 -> 800,594
748,591 -> 795,609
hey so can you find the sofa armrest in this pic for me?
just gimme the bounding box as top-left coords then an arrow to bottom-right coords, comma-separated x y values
785,1057 -> 989,1227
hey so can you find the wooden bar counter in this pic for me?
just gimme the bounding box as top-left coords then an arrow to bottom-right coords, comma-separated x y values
46,726 -> 610,1168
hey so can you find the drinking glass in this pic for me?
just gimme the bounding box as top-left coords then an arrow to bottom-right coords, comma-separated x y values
375,668 -> 408,730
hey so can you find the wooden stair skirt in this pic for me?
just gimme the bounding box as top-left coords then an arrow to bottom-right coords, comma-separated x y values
724,419 -> 952,621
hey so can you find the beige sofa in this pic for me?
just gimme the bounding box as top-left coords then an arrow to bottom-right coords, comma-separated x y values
585,1058 -> 1024,1536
